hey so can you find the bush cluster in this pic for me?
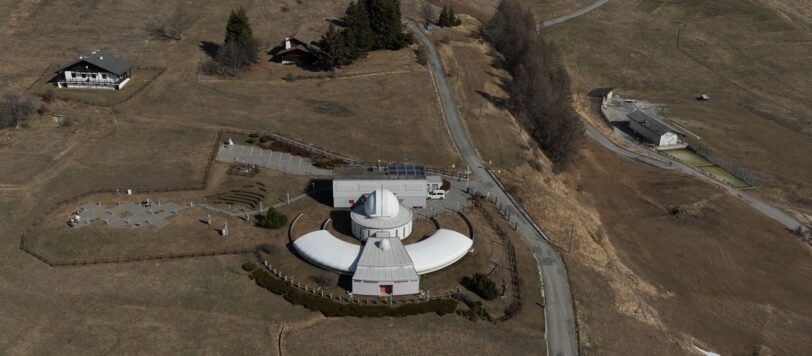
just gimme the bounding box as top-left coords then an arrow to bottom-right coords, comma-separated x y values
437,6 -> 462,27
0,94 -> 35,129
319,0 -> 412,69
312,158 -> 346,169
251,269 -> 458,317
260,208 -> 288,229
463,272 -> 499,300
483,0 -> 583,170
210,7 -> 257,75
241,261 -> 258,272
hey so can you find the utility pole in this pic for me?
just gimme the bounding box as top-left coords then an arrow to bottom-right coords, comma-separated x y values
478,95 -> 483,120
567,223 -> 574,253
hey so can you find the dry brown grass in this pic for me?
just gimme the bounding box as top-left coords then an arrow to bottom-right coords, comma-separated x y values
546,0 -> 812,217
426,5 -> 812,354
0,0 -> 467,353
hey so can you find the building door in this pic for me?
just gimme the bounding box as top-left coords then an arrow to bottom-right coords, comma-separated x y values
380,285 -> 393,295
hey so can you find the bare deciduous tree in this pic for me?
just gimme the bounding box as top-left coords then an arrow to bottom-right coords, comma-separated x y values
0,94 -> 36,129
484,0 -> 584,170
421,2 -> 435,25
166,4 -> 195,40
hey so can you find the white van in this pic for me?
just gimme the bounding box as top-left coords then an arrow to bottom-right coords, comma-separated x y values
428,190 -> 445,200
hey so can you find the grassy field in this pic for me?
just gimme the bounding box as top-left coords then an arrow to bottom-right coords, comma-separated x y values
432,16 -> 533,170
24,163 -> 314,262
426,3 -> 812,355
543,0 -> 812,216
0,0 -> 478,353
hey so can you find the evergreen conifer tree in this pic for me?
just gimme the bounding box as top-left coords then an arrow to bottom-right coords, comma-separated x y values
364,0 -> 410,50
221,6 -> 256,68
449,7 -> 462,26
438,6 -> 449,26
344,1 -> 373,59
319,24 -> 352,68
225,7 -> 253,45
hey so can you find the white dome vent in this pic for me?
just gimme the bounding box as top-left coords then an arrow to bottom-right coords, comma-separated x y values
376,239 -> 391,251
364,189 -> 400,218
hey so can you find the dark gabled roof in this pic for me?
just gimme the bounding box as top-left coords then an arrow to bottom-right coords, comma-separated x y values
275,44 -> 319,57
628,110 -> 676,137
59,50 -> 132,75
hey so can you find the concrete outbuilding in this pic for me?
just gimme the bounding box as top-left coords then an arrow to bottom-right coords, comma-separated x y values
332,164 -> 429,208
628,110 -> 680,147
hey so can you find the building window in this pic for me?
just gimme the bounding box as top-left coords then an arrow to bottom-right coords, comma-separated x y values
101,74 -> 107,79
91,74 -> 97,79
81,74 -> 87,79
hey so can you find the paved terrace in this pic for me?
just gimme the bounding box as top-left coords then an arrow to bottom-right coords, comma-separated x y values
71,201 -> 187,229
216,144 -> 333,176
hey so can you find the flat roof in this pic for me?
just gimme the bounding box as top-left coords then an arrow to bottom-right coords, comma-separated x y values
334,164 -> 426,180
352,237 -> 419,282
292,230 -> 362,273
406,229 -> 473,274
628,110 -> 677,137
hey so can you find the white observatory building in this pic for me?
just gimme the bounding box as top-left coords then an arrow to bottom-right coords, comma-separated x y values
351,189 -> 413,240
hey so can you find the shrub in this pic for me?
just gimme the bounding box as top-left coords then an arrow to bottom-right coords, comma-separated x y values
440,178 -> 451,191
242,261 -> 258,271
415,44 -> 429,65
245,138 -> 255,144
438,6 -> 462,27
313,158 -> 346,169
259,135 -> 272,143
41,90 -> 54,103
262,207 -> 288,229
250,269 -> 458,317
248,133 -> 259,138
464,273 -> 499,300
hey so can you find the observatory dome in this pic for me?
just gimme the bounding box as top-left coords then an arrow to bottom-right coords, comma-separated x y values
364,189 -> 400,218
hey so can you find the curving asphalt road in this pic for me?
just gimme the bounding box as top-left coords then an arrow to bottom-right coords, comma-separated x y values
407,21 -> 579,356
538,0 -> 610,29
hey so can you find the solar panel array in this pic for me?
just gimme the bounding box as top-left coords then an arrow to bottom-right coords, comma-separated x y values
387,164 -> 425,178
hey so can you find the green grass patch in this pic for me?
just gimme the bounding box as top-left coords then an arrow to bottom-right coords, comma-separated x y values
698,165 -> 749,188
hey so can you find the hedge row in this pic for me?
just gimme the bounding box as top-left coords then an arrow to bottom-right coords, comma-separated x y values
251,269 -> 457,317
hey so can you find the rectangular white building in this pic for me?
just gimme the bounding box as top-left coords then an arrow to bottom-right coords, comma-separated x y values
333,164 -> 428,208
628,110 -> 680,147
351,237 -> 420,296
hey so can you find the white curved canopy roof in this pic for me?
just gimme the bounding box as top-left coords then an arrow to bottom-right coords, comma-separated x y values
364,189 -> 400,218
406,229 -> 473,274
292,230 -> 362,273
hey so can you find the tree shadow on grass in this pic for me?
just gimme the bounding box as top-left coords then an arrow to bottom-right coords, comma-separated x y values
199,41 -> 220,59
476,90 -> 509,110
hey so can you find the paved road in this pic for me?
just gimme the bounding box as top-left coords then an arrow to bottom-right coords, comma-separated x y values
538,0 -> 609,29
408,21 -> 579,356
